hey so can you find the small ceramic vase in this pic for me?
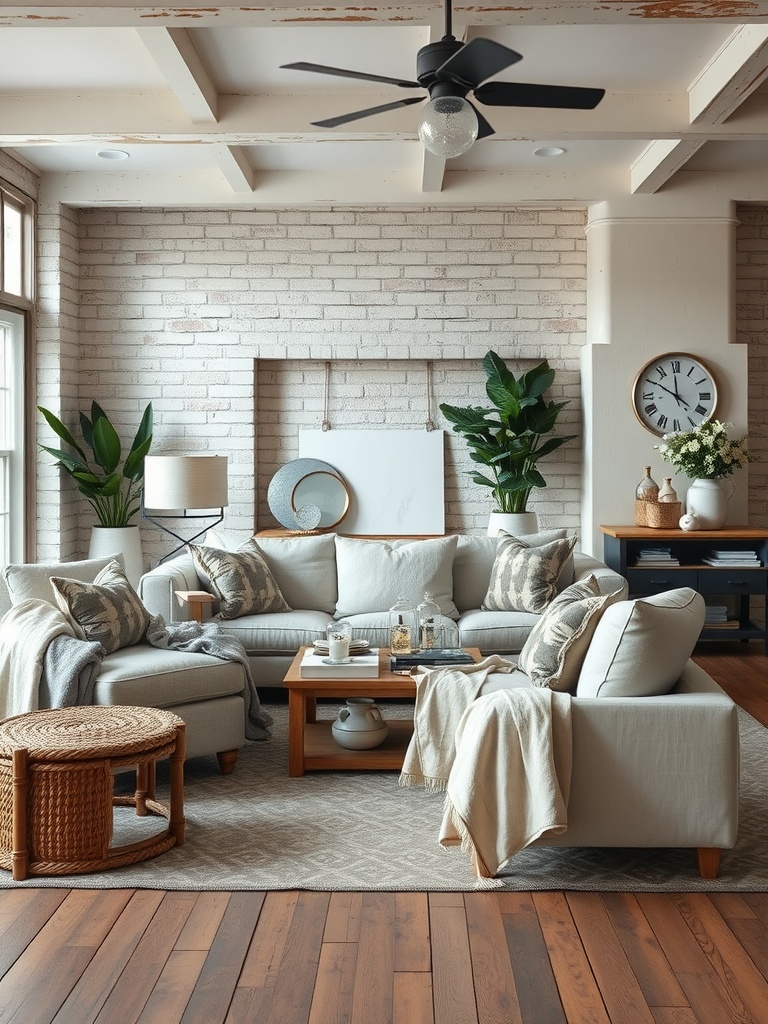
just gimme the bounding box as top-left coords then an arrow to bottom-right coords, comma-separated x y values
657,478 -> 678,503
331,698 -> 389,750
679,512 -> 700,532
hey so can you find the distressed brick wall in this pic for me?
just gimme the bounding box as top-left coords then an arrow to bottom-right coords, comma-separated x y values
736,206 -> 768,528
74,207 -> 587,564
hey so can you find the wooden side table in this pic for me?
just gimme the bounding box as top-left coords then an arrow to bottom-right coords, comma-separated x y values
0,705 -> 185,881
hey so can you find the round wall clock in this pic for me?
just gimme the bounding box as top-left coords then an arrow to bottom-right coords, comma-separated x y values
631,352 -> 718,436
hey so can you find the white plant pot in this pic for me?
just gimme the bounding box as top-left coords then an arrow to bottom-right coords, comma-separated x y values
487,511 -> 539,538
88,525 -> 144,588
684,478 -> 735,531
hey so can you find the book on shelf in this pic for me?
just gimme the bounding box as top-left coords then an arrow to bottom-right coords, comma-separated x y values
300,648 -> 380,679
702,556 -> 761,567
390,648 -> 476,670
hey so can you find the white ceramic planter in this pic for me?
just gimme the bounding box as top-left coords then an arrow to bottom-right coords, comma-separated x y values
88,525 -> 144,588
487,511 -> 539,538
684,478 -> 735,531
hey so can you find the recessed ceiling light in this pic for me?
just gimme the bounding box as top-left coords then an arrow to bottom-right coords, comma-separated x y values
533,146 -> 566,158
97,149 -> 130,161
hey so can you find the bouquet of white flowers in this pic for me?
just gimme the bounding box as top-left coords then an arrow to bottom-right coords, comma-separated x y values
654,419 -> 753,479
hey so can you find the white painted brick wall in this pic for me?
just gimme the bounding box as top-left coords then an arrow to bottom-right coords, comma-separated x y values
73,206 -> 587,564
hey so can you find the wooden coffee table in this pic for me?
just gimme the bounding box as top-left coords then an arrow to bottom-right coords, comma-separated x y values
283,646 -> 481,776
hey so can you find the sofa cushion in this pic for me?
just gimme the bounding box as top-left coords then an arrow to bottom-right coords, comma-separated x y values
214,609 -> 331,653
191,539 -> 291,619
456,609 -> 540,654
518,575 -> 626,692
4,554 -> 123,607
50,560 -> 149,655
92,643 -> 246,708
252,534 -> 338,614
576,588 -> 706,698
334,535 -> 459,619
482,534 -> 577,614
453,530 -> 574,613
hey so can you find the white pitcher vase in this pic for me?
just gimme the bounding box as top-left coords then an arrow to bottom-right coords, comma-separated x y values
685,478 -> 735,531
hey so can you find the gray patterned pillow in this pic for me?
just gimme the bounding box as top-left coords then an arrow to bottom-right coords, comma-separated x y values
50,560 -> 149,655
482,534 -> 577,613
518,574 -> 627,692
191,539 -> 291,620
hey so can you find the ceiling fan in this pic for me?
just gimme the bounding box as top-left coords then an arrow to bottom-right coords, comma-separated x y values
281,0 -> 605,158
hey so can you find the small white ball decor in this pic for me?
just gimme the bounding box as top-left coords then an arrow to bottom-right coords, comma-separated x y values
679,512 -> 700,532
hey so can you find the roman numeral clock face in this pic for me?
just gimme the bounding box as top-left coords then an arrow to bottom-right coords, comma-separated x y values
631,353 -> 718,436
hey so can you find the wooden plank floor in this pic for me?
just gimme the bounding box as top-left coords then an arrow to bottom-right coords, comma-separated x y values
0,644 -> 766,1024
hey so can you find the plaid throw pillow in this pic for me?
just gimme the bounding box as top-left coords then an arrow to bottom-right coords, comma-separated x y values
482,534 -> 577,614
519,575 -> 627,692
50,559 -> 149,655
191,539 -> 291,620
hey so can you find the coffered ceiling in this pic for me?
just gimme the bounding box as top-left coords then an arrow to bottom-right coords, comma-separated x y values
3,1 -> 768,207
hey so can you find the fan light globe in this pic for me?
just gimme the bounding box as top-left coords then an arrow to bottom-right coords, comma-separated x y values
418,96 -> 478,158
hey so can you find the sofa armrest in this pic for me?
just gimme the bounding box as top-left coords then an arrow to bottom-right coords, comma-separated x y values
573,551 -> 627,597
138,552 -> 204,622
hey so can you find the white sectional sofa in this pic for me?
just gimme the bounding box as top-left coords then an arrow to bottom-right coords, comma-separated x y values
138,529 -> 626,686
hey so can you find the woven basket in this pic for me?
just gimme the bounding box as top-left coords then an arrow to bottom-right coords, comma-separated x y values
634,499 -> 650,527
645,501 -> 682,529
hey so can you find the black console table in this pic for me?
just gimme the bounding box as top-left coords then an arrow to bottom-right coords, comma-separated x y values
600,525 -> 768,653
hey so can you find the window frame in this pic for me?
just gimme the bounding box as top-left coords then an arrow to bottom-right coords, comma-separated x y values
0,178 -> 35,566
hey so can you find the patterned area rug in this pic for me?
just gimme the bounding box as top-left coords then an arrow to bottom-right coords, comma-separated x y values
2,704 -> 766,892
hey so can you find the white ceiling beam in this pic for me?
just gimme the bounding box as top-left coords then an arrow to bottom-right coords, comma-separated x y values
420,149 -> 446,192
42,165 -> 627,207
689,24 -> 768,124
6,89 -> 755,142
630,138 -> 707,194
211,144 -> 256,192
4,1 -> 768,30
135,27 -> 218,123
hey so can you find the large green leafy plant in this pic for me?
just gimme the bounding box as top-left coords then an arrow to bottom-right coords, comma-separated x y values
439,352 -> 576,514
38,402 -> 153,527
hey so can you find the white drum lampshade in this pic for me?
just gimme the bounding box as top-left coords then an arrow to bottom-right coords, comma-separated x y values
142,455 -> 229,561
143,455 -> 228,511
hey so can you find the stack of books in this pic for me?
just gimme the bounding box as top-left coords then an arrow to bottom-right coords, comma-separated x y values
633,547 -> 680,567
389,649 -> 475,671
702,550 -> 762,567
704,604 -> 739,629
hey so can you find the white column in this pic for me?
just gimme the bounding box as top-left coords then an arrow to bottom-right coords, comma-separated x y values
581,195 -> 747,556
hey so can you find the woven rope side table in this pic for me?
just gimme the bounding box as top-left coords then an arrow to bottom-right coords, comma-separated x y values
0,705 -> 185,881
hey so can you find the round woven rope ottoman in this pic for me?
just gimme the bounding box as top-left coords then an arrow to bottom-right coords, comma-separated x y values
0,705 -> 185,881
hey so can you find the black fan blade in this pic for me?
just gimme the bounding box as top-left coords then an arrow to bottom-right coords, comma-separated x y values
437,38 -> 522,89
312,96 -> 424,128
475,80 -> 605,110
281,62 -> 420,89
467,100 -> 495,140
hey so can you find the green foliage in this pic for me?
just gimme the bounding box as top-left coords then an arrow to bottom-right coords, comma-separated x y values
38,401 -> 153,527
439,352 -> 576,513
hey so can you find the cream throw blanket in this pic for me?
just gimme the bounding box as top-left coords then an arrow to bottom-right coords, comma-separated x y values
399,655 -> 516,790
440,687 -> 572,878
0,599 -> 76,718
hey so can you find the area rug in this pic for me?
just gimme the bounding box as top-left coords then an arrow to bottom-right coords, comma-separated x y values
2,705 -> 766,892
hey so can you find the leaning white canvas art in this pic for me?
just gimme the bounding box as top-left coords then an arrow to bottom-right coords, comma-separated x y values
299,429 -> 445,535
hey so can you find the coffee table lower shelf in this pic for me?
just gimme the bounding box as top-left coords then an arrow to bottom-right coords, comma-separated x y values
304,719 -> 413,772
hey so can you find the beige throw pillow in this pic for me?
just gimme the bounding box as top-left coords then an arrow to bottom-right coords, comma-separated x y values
482,533 -> 577,614
518,574 -> 627,692
191,538 -> 291,620
576,588 -> 705,698
50,559 -> 149,655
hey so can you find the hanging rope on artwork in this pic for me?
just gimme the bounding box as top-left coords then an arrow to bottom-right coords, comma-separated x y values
425,360 -> 436,431
322,360 -> 331,431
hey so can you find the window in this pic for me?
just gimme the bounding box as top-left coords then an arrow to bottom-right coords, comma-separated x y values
0,179 -> 34,566
0,310 -> 24,565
